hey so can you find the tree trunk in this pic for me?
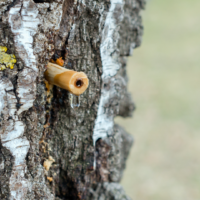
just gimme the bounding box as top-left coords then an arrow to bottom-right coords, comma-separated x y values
0,0 -> 145,199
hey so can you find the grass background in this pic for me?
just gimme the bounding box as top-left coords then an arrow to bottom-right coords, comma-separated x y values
115,0 -> 200,199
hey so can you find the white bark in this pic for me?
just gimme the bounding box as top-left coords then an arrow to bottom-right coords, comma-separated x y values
93,0 -> 125,143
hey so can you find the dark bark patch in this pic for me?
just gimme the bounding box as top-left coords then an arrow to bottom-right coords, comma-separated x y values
0,144 -> 14,199
56,168 -> 80,200
95,139 -> 111,182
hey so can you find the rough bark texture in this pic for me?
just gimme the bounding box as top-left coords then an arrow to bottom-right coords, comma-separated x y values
0,0 -> 145,199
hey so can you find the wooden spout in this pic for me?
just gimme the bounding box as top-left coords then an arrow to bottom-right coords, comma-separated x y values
44,62 -> 89,96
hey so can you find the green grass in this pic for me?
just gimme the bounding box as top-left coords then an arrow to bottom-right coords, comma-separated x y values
115,0 -> 200,199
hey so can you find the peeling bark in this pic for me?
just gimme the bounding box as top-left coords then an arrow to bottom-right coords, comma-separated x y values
0,0 -> 145,199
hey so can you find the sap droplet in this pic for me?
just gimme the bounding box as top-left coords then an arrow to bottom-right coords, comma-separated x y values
70,93 -> 80,109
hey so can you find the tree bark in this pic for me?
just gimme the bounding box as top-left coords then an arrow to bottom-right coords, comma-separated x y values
0,0 -> 145,199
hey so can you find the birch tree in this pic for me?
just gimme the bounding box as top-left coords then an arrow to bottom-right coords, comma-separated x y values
0,0 -> 145,199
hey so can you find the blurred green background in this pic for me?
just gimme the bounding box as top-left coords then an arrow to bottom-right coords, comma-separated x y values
116,0 -> 200,199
